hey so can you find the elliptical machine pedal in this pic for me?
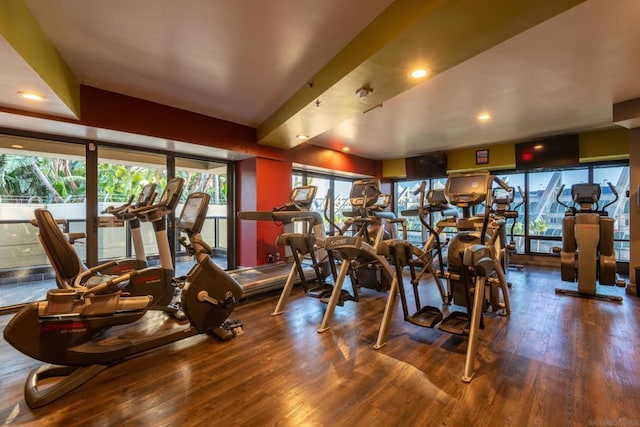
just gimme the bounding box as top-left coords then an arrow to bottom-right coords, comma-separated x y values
166,303 -> 188,322
212,319 -> 244,341
320,289 -> 357,306
408,306 -> 443,328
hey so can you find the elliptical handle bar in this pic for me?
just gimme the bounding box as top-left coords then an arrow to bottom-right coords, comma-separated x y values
480,176 -> 498,245
415,181 -> 445,276
493,176 -> 511,193
323,188 -> 342,236
509,186 -> 526,241
602,181 -> 619,213
555,184 -> 570,209
128,197 -> 170,215
514,186 -> 525,210
360,182 -> 381,217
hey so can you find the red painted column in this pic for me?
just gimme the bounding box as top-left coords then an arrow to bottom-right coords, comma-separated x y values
237,157 -> 292,266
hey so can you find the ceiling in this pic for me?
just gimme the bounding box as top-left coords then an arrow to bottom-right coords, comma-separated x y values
1,0 -> 640,161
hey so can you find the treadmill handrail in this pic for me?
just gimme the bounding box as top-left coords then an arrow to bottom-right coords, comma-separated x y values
237,210 -> 324,226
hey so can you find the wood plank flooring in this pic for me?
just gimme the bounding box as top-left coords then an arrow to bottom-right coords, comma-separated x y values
0,266 -> 638,426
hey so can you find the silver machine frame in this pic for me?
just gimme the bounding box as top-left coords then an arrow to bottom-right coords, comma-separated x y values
374,171 -> 512,382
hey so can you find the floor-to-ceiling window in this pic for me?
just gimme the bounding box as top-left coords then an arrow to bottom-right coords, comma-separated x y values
0,136 -> 86,308
0,135 -> 234,310
527,168 -> 588,254
293,171 -> 372,236
97,147 -> 166,265
392,163 -> 630,263
593,164 -> 629,261
176,157 -> 229,269
395,179 -> 428,246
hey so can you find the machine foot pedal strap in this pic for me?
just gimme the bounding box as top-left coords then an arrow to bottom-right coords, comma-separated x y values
408,306 -> 443,328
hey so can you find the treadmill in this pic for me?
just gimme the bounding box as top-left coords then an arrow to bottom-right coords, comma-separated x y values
234,185 -> 324,298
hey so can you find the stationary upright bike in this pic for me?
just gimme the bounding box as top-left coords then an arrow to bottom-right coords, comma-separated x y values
100,182 -> 158,270
4,191 -> 243,408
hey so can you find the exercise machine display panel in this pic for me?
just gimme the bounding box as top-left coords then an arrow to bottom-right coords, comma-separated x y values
138,183 -> 157,206
350,178 -> 381,208
445,172 -> 490,206
177,192 -> 209,233
571,183 -> 601,206
292,185 -> 316,204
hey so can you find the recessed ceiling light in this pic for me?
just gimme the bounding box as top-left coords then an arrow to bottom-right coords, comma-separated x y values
411,69 -> 428,79
17,91 -> 47,102
477,113 -> 491,121
296,134 -> 308,140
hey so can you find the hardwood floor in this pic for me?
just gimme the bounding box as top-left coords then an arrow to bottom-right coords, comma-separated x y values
0,266 -> 638,426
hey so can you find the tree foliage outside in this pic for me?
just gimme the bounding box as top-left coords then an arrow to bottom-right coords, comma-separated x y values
98,162 -> 164,203
0,154 -> 228,205
176,170 -> 227,204
0,154 -> 86,203
529,218 -> 549,251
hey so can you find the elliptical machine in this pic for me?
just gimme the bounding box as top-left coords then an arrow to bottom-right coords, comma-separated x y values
553,182 -> 624,302
3,191 -> 243,408
374,171 -> 511,382
317,178 -> 396,333
399,183 -> 458,305
490,185 -> 525,272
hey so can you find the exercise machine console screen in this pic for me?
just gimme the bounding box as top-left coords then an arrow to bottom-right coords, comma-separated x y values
350,178 -> 381,208
571,183 -> 601,209
445,172 -> 490,206
177,193 -> 208,233
291,185 -> 316,205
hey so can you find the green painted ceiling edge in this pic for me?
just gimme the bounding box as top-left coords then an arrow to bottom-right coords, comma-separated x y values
0,0 -> 80,118
257,0 -> 586,149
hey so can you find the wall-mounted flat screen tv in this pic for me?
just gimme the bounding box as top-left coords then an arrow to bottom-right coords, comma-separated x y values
515,134 -> 579,170
405,152 -> 447,179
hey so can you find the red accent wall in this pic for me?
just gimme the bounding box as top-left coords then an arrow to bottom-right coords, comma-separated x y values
285,143 -> 380,178
237,158 -> 292,266
79,86 -> 287,159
